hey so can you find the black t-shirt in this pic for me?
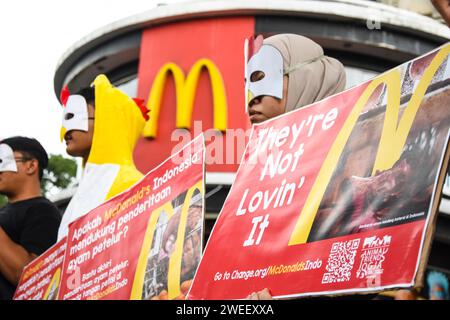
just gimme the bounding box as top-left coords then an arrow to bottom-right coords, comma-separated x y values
0,197 -> 61,300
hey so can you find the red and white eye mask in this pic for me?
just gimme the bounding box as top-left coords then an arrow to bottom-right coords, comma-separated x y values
59,86 -> 90,142
245,35 -> 284,112
0,144 -> 17,173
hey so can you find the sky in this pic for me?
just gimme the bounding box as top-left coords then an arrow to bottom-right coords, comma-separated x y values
0,0 -> 187,159
0,1 -> 444,159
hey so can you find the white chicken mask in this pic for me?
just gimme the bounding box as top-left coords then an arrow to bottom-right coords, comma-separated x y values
245,35 -> 284,112
0,143 -> 18,172
59,86 -> 91,142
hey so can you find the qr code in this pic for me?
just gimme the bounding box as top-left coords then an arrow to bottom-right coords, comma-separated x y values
322,239 -> 360,284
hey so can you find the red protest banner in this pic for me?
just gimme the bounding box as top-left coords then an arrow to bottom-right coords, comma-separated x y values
188,44 -> 450,299
58,134 -> 205,300
13,239 -> 66,300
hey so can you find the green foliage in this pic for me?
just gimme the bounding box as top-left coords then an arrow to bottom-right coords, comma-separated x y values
0,154 -> 76,207
0,195 -> 6,208
41,154 -> 78,196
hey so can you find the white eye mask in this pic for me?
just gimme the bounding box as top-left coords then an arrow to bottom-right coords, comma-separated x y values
60,95 -> 89,142
245,44 -> 284,110
0,144 -> 17,172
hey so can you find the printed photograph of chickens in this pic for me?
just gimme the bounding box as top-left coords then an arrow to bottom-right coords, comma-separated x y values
308,52 -> 450,242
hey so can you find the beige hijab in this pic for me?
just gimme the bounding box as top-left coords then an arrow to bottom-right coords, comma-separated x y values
264,34 -> 346,112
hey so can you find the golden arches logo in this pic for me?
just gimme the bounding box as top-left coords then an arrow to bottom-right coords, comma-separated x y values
130,181 -> 204,300
288,44 -> 450,245
43,268 -> 61,300
143,59 -> 228,138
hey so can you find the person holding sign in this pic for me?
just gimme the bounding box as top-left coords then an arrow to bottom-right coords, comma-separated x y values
245,33 -> 346,300
245,33 -> 346,124
0,137 -> 61,300
57,75 -> 149,240
190,33 -> 450,301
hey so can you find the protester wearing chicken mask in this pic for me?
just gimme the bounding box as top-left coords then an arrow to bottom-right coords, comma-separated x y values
58,75 -> 149,240
245,33 -> 348,300
246,33 -> 346,124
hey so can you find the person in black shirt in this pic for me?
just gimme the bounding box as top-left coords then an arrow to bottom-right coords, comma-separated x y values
0,137 -> 61,300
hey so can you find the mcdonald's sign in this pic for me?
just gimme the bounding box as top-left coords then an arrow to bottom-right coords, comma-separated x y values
143,59 -> 228,138
134,17 -> 254,175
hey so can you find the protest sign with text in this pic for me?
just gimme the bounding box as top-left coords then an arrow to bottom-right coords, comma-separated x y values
189,44 -> 450,299
14,239 -> 66,300
59,134 -> 205,300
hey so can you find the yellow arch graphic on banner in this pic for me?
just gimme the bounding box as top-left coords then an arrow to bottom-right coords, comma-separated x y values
43,268 -> 61,300
288,44 -> 450,246
143,59 -> 228,138
130,181 -> 204,300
